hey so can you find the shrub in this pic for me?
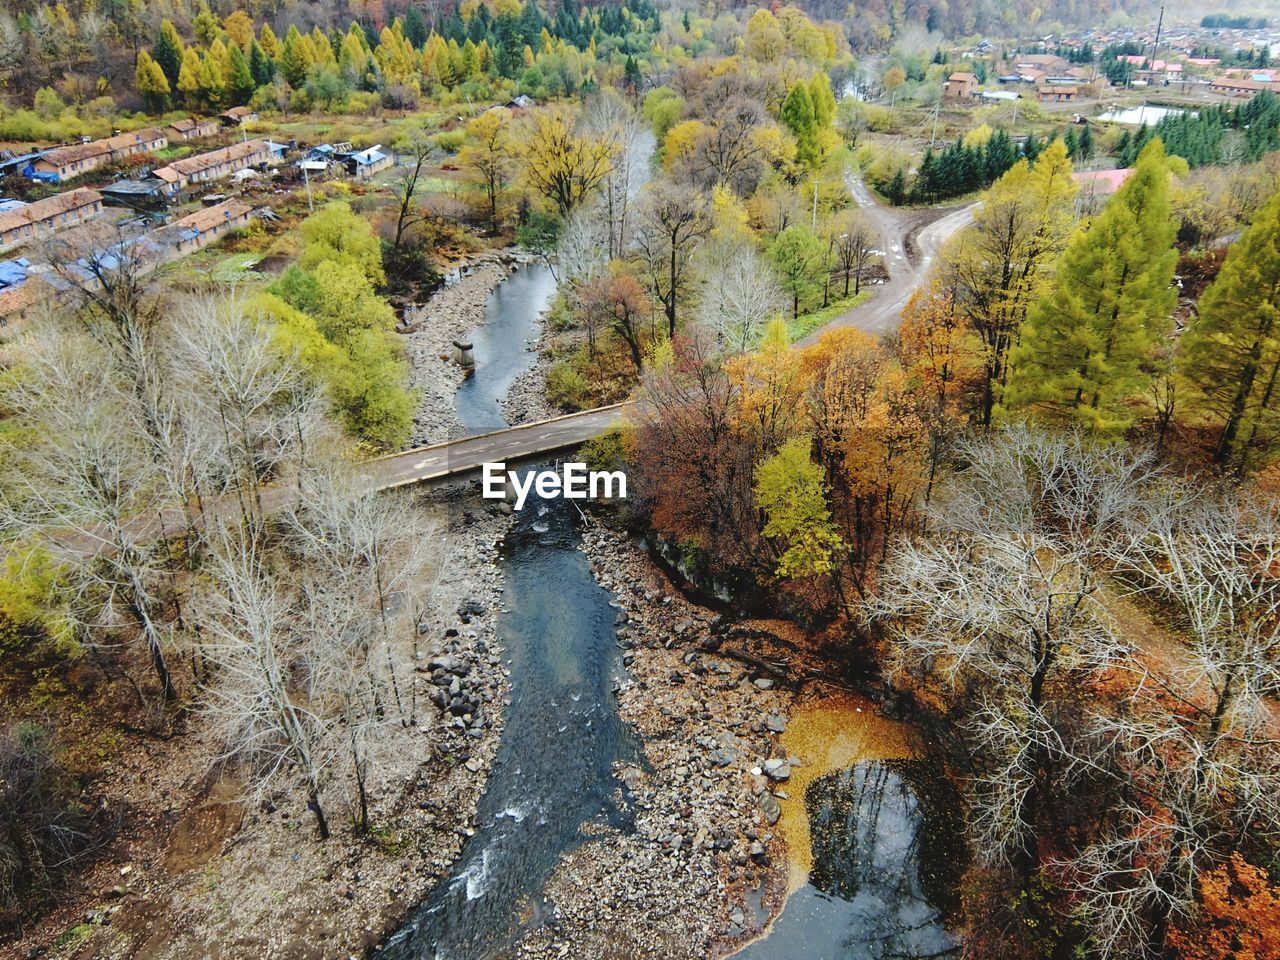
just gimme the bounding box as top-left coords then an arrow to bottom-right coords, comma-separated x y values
547,359 -> 591,410
0,723 -> 112,927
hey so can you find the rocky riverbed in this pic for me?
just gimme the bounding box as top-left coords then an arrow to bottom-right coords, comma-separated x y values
402,249 -> 539,444
501,525 -> 804,959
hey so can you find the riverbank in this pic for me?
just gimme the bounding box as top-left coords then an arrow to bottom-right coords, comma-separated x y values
402,249 -> 536,444
5,489 -> 514,960
500,525 -> 819,959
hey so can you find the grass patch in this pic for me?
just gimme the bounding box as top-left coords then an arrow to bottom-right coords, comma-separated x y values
786,291 -> 870,341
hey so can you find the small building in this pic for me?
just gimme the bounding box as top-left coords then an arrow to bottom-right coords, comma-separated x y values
100,179 -> 170,209
1072,168 -> 1134,194
0,257 -> 43,332
944,72 -> 979,99
0,188 -> 104,251
166,117 -> 220,141
1037,85 -> 1078,102
167,198 -> 253,254
344,144 -> 393,179
150,139 -> 272,195
0,152 -> 49,180
262,140 -> 291,163
981,90 -> 1020,102
221,106 -> 258,126
1210,76 -> 1275,97
29,128 -> 167,182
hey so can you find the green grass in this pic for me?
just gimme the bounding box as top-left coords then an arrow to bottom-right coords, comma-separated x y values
786,290 -> 870,341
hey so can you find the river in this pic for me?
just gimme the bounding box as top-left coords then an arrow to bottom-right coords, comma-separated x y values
379,263 -> 639,960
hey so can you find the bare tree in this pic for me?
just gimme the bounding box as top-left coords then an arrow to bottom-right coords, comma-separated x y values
554,200 -> 611,288
869,427 -> 1154,880
830,209 -> 878,296
694,236 -> 785,353
632,180 -> 710,339
693,96 -> 766,194
197,524 -> 333,839
388,124 -> 440,266
1,330 -> 177,702
583,89 -> 649,258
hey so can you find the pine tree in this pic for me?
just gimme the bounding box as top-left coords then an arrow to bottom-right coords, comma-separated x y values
623,55 -> 642,91
227,43 -> 255,105
808,72 -> 836,129
404,6 -> 429,49
177,46 -> 203,109
1005,140 -> 1178,435
1078,123 -> 1094,159
1179,189 -> 1280,467
249,39 -> 274,87
886,167 -> 906,206
153,19 -> 184,88
781,83 -> 819,168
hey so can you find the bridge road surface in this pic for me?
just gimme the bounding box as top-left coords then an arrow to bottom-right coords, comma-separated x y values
362,402 -> 633,490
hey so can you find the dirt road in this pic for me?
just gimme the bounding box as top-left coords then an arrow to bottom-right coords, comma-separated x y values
801,178 -> 977,344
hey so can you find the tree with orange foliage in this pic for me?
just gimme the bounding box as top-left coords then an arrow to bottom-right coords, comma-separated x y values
575,269 -> 652,369
1168,855 -> 1280,960
896,283 -> 982,504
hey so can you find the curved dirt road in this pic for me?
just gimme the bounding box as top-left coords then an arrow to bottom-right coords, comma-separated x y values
801,179 -> 976,345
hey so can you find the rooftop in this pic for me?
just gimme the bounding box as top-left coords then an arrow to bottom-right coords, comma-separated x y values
0,188 -> 102,236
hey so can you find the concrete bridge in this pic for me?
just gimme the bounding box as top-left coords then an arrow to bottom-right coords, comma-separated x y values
362,402 -> 632,491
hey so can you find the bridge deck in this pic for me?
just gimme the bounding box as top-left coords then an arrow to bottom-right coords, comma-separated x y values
364,403 -> 632,491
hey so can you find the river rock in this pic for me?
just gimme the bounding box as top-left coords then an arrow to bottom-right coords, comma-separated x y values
765,714 -> 786,733
759,793 -> 781,825
762,759 -> 791,781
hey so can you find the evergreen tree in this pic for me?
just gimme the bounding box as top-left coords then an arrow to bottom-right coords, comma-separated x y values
1022,131 -> 1041,162
781,83 -> 820,167
808,72 -> 836,129
1078,123 -> 1094,159
1005,140 -> 1178,435
886,167 -> 906,205
1063,127 -> 1079,159
249,39 -> 274,87
227,43 -> 255,105
404,6 -> 429,49
153,19 -> 184,88
1179,189 -> 1280,467
623,55 -> 642,91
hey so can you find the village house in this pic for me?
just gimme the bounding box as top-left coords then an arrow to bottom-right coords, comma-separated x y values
150,139 -> 272,196
0,257 -> 44,332
944,71 -> 979,99
29,128 -> 167,182
167,199 -> 253,253
1037,85 -> 1079,102
0,188 -> 104,251
221,106 -> 258,125
1210,75 -> 1277,97
165,117 -> 220,141
344,145 -> 393,179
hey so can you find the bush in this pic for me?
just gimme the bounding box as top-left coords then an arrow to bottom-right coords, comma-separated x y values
434,128 -> 465,153
547,360 -> 591,410
0,723 -> 111,927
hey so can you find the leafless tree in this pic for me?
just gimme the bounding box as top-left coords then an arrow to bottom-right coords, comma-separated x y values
830,209 -> 878,297
693,97 -> 766,194
197,523 -> 334,839
1,330 -> 177,702
554,200 -> 611,288
389,123 -> 440,261
583,89 -> 649,258
694,236 -> 785,353
632,180 -> 710,339
869,427 -> 1155,878
282,468 -> 440,831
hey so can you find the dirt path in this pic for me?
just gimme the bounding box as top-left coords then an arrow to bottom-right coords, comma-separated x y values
800,178 -> 977,344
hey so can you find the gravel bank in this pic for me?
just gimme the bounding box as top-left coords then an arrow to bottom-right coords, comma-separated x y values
401,249 -> 535,445
506,525 -> 798,960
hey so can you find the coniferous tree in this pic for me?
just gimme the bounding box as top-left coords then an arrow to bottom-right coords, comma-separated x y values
1005,140 -> 1178,435
249,39 -> 274,87
153,19 -> 184,89
1180,190 -> 1280,467
781,83 -> 820,167
404,6 -> 429,49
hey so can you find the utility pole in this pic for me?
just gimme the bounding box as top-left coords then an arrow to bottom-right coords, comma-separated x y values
930,98 -> 941,145
302,160 -> 313,212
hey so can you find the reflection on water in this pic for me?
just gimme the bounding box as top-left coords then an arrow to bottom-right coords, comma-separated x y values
376,493 -> 637,960
1096,104 -> 1191,125
735,761 -> 964,960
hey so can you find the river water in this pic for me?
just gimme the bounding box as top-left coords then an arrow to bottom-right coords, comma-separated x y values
379,263 -> 638,960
